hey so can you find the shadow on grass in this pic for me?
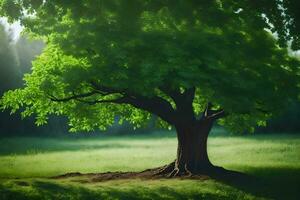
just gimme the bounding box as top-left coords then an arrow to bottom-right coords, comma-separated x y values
211,166 -> 300,200
0,180 -> 233,200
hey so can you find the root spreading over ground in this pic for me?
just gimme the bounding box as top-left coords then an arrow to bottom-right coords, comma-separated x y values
53,163 -> 252,183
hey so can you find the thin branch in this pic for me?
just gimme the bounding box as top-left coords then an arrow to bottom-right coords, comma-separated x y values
207,110 -> 226,120
203,102 -> 213,117
48,91 -> 98,102
90,81 -> 127,96
160,86 -> 196,105
183,87 -> 196,102
202,102 -> 227,121
76,96 -> 129,105
159,86 -> 181,103
48,81 -> 177,124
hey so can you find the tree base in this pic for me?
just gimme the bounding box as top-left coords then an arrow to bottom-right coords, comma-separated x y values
53,162 -> 240,183
154,161 -> 226,178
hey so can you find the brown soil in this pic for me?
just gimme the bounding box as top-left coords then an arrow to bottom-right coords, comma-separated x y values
53,167 -> 207,182
52,165 -> 251,183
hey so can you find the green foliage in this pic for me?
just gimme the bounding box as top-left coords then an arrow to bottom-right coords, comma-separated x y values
0,30 -> 69,136
257,101 -> 300,133
0,1 -> 299,133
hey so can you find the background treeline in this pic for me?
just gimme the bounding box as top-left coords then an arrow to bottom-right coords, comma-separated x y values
0,23 -> 299,136
257,101 -> 300,134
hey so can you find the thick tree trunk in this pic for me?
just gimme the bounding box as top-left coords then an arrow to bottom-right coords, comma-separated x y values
157,119 -> 215,177
151,98 -> 225,177
174,120 -> 213,174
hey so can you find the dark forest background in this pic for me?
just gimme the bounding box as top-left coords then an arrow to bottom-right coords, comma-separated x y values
0,23 -> 299,137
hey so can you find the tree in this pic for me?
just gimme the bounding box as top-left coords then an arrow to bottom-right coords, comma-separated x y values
0,22 -> 20,91
257,101 -> 300,133
13,35 -> 69,136
0,0 -> 299,176
0,22 -> 24,134
0,22 -> 66,136
15,36 -> 44,74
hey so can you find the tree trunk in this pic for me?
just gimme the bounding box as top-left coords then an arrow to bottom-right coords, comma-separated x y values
153,100 -> 225,177
158,119 -> 215,177
174,119 -> 214,175
174,120 -> 213,174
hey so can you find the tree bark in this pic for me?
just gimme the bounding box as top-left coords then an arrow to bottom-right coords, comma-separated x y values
154,100 -> 227,177
156,118 -> 216,177
171,119 -> 214,176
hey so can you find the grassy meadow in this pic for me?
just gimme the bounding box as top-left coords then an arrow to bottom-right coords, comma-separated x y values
0,130 -> 299,200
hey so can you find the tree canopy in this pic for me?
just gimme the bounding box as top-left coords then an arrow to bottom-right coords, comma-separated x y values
0,0 -> 299,133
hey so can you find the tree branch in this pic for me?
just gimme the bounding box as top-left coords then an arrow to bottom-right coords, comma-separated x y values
183,87 -> 196,104
90,81 -> 127,96
159,86 -> 196,106
203,102 -> 213,118
202,102 -> 227,121
48,91 -> 98,102
126,95 -> 176,124
49,82 -> 177,124
75,96 -> 129,105
207,110 -> 226,120
159,86 -> 181,104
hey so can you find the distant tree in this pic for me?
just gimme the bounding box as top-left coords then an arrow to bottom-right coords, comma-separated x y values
257,101 -> 300,133
15,36 -> 44,74
0,22 -> 23,133
0,0 -> 299,176
0,23 -> 20,90
0,24 -> 66,136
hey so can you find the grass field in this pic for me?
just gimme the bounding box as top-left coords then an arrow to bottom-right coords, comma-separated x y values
0,131 -> 299,200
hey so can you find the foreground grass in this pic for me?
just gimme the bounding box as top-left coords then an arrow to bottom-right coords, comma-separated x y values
1,178 -> 268,200
0,132 -> 299,199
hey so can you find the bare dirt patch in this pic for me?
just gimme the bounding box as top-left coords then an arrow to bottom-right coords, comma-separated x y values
52,165 -> 251,184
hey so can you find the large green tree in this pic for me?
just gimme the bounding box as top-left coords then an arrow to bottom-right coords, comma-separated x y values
0,0 -> 299,176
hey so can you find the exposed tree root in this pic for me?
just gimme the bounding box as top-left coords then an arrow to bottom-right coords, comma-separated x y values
167,168 -> 180,177
153,162 -> 195,177
161,164 -> 193,178
155,163 -> 250,182
154,161 -> 175,175
154,161 -> 219,178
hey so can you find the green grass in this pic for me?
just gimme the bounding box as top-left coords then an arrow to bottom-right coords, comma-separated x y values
0,131 -> 299,199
